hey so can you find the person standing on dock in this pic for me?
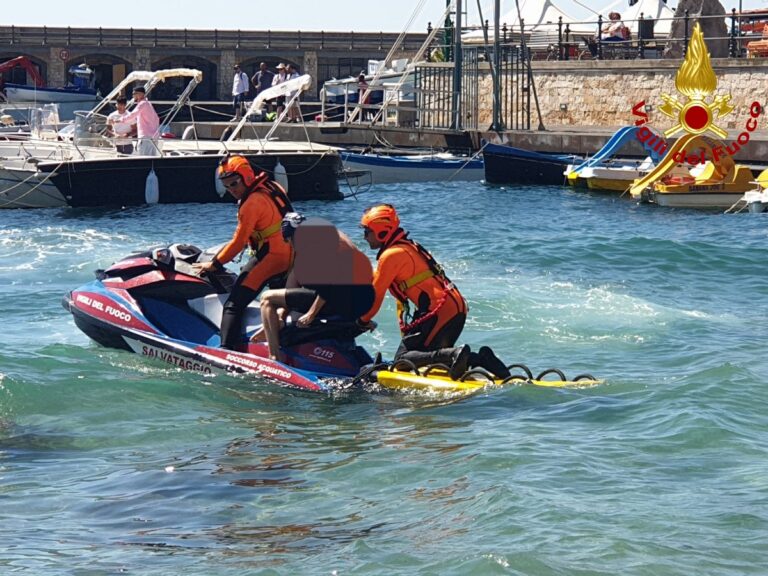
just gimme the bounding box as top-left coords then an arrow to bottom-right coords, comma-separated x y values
357,73 -> 371,122
120,86 -> 160,156
251,62 -> 274,114
284,63 -> 301,123
231,64 -> 250,120
271,63 -> 288,118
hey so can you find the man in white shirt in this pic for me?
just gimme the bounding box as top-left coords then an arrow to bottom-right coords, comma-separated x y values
284,63 -> 301,123
271,63 -> 288,117
231,64 -> 250,120
106,96 -> 136,154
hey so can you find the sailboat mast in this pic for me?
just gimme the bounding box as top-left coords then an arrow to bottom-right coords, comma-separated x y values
492,0 -> 502,130
451,0 -> 463,129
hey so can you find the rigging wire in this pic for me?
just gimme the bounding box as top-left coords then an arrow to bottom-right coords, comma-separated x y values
348,0 -> 430,123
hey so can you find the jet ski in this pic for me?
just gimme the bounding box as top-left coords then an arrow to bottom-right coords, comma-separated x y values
63,243 -> 601,395
62,243 -> 373,393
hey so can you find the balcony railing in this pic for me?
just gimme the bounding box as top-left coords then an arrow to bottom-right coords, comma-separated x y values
0,25 -> 426,52
429,10 -> 764,62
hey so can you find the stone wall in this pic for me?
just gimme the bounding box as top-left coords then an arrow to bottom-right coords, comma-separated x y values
473,59 -> 768,132
0,26 -> 426,100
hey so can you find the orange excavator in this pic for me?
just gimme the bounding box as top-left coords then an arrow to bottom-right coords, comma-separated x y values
0,56 -> 45,92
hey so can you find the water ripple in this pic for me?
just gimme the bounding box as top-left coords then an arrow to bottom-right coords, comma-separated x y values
1,182 -> 767,574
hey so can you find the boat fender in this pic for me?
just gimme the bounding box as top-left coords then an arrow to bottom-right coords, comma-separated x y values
274,159 -> 289,193
214,166 -> 227,198
145,168 -> 159,204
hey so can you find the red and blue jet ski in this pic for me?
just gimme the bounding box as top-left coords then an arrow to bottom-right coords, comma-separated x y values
62,244 -> 373,392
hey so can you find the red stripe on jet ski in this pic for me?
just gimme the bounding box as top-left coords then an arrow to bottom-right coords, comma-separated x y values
71,290 -> 157,333
199,346 -> 323,391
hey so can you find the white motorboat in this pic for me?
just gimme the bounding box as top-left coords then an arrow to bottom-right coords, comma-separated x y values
3,62 -> 100,120
741,189 -> 768,213
4,84 -> 98,104
35,73 -> 344,206
340,150 -> 483,184
728,168 -> 768,214
0,157 -> 65,208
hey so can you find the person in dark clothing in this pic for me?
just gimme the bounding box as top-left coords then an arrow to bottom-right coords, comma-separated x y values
258,213 -> 375,362
251,62 -> 275,113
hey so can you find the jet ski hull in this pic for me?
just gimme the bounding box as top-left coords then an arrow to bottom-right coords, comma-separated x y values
63,289 -> 333,391
62,244 -> 371,393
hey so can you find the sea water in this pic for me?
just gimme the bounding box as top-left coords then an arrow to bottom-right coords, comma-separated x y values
1,182 -> 767,575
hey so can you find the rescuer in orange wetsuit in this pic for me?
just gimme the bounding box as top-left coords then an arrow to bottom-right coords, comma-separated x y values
357,204 -> 510,380
194,155 -> 293,350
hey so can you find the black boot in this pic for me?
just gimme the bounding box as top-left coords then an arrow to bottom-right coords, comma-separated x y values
449,344 -> 471,380
395,345 -> 469,378
476,346 -> 511,379
352,351 -> 387,386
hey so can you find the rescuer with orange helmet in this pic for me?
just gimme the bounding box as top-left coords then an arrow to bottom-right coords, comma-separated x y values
194,154 -> 293,350
357,204 -> 510,380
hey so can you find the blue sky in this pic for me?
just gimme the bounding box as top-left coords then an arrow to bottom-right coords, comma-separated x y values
2,1 -> 762,31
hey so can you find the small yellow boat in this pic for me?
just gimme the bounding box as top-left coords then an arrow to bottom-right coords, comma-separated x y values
375,365 -> 602,396
648,163 -> 755,208
630,135 -> 756,209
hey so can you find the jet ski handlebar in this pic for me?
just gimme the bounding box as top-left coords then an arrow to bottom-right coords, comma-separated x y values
150,243 -> 234,293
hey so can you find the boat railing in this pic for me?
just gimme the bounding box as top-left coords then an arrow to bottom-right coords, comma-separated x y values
452,10 -> 753,62
319,74 -> 419,129
226,74 -> 313,151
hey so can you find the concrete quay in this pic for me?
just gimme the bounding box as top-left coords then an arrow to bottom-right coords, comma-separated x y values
170,120 -> 768,166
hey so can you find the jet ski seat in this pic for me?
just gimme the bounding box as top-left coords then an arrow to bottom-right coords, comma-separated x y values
188,293 -> 263,334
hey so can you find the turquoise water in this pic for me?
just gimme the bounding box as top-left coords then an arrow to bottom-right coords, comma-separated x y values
2,182 -> 767,575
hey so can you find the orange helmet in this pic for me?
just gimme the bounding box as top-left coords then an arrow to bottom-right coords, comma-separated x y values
217,154 -> 256,187
361,204 -> 400,243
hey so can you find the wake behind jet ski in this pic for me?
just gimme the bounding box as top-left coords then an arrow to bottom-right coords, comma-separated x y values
62,243 -> 373,392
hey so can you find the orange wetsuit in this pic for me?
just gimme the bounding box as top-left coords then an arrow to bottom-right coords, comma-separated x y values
213,182 -> 292,291
360,232 -> 467,352
216,179 -> 292,349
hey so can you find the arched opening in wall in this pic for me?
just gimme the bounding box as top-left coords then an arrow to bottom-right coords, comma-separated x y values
66,54 -> 132,96
0,54 -> 46,88
152,56 -> 216,100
